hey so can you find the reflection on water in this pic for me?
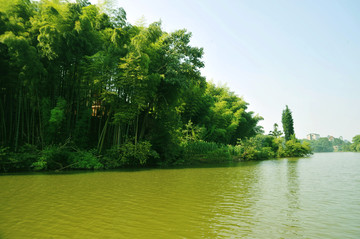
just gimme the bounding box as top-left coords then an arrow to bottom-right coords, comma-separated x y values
1,153 -> 360,238
285,159 -> 301,237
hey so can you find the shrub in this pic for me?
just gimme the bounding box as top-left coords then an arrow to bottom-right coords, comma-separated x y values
181,141 -> 232,164
32,145 -> 71,170
284,136 -> 312,157
236,135 -> 277,161
103,140 -> 159,168
0,146 -> 12,172
0,145 -> 40,172
16,144 -> 40,169
70,149 -> 103,169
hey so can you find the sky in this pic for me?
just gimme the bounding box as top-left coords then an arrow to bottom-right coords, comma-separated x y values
93,0 -> 360,141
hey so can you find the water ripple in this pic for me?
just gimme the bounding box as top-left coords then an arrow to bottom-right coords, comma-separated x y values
1,153 -> 360,238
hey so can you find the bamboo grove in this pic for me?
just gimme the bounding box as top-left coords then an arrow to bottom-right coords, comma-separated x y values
1,0 -> 306,171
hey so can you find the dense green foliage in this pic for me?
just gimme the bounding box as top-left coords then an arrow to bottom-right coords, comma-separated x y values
349,135 -> 360,152
281,105 -> 294,141
0,0 -> 271,171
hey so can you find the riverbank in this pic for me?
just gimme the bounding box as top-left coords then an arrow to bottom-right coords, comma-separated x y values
0,135 -> 312,173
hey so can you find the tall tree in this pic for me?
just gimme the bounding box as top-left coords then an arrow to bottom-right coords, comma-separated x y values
281,105 -> 294,141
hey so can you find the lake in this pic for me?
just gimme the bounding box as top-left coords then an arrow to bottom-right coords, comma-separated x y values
1,152 -> 360,238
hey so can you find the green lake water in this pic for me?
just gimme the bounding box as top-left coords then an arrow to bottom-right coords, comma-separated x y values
1,152 -> 360,238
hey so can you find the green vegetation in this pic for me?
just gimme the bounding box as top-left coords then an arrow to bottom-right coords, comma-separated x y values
0,0 -> 311,172
282,105 -> 294,141
349,135 -> 360,152
269,123 -> 283,138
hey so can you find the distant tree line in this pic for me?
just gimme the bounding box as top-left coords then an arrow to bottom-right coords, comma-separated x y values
0,0 -> 311,172
305,137 -> 351,152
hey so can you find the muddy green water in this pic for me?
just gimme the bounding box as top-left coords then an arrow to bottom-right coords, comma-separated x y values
1,153 -> 360,238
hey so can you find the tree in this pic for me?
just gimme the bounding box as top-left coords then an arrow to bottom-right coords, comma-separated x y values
283,135 -> 311,157
269,123 -> 283,138
201,82 -> 262,145
281,105 -> 294,141
350,135 -> 360,152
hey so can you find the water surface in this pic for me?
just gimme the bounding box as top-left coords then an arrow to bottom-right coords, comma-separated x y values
1,153 -> 360,238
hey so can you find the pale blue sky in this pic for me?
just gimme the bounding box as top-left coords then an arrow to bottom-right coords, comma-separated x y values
94,0 -> 360,141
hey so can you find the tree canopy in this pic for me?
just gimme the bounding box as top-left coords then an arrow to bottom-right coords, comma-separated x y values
281,105 -> 295,141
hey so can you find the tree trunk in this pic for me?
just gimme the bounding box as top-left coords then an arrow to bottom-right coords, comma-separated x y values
14,87 -> 22,152
0,99 -> 6,144
97,111 -> 111,153
135,113 -> 139,146
139,108 -> 149,140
